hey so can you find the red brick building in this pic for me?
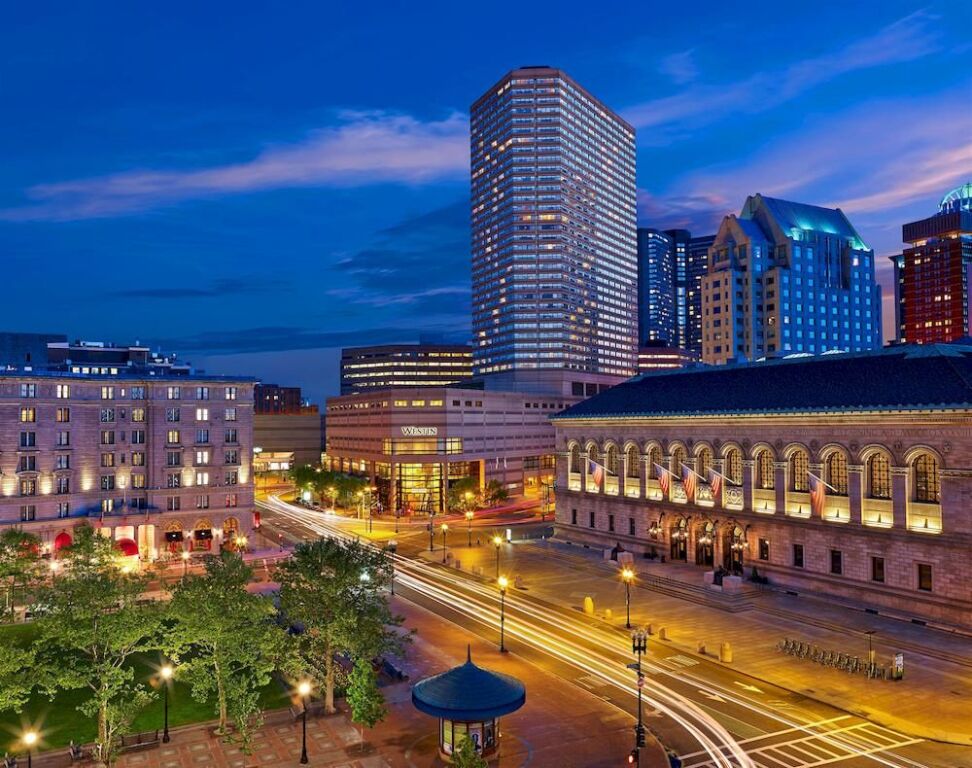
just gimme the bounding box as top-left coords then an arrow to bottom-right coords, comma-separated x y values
892,183 -> 972,344
552,344 -> 972,628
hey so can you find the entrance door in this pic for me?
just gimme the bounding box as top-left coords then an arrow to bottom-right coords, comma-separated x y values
670,534 -> 687,561
696,539 -> 714,567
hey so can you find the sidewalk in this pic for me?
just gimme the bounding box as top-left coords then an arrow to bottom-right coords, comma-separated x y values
425,536 -> 972,746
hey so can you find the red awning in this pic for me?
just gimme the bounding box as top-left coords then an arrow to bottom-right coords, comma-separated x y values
116,538 -> 139,557
54,532 -> 73,552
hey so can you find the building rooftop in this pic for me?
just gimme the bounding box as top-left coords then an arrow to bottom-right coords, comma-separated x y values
553,344 -> 972,420
411,647 -> 526,721
940,182 -> 972,214
746,194 -> 870,251
0,368 -> 255,383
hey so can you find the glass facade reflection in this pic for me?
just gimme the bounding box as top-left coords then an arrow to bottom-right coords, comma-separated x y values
470,66 -> 638,377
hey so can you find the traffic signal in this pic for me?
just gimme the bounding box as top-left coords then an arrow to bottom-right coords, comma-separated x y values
627,748 -> 639,764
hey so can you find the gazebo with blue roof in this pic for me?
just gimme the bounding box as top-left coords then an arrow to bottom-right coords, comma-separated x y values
411,646 -> 526,761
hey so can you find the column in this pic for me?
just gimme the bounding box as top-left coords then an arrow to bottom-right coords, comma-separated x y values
848,464 -> 864,524
713,458 -> 725,509
742,460 -> 754,511
808,462 -> 823,518
774,461 -> 787,514
891,467 -> 908,529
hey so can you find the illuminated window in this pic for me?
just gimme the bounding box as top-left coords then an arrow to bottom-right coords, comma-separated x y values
867,453 -> 891,499
19,407 -> 35,423
625,445 -> 639,478
696,447 -> 713,479
755,449 -> 775,490
825,451 -> 848,496
913,453 -> 940,503
789,449 -> 809,492
725,448 -> 743,485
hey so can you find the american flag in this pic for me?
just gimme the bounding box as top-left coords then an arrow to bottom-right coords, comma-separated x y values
808,472 -> 829,516
707,467 -> 723,499
588,459 -> 604,486
654,463 -> 670,496
681,464 -> 697,502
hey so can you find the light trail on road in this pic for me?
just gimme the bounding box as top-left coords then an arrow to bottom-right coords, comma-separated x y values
260,497 -> 934,768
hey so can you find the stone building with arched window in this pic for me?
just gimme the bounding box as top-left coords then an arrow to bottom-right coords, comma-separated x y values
552,344 -> 972,628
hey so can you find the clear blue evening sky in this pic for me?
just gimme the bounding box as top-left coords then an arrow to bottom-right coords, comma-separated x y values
2,1 -> 970,402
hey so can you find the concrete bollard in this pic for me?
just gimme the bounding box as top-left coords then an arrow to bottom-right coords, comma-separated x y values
646,623 -> 654,635
697,640 -> 706,655
583,596 -> 595,615
658,627 -> 668,641
605,608 -> 613,621
720,641 -> 733,663
454,559 -> 461,571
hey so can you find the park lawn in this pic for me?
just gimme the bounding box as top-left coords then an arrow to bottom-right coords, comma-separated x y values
0,623 -> 290,754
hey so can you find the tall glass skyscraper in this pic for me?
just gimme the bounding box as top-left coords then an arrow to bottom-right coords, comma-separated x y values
470,66 -> 638,377
636,228 -> 675,345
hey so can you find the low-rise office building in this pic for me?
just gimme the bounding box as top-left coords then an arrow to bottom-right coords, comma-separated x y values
340,343 -> 473,395
552,344 -> 972,627
0,368 -> 255,563
254,407 -> 323,467
324,386 -> 569,514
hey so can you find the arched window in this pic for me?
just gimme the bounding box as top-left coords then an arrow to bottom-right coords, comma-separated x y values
671,446 -> 686,475
725,448 -> 743,485
789,449 -> 809,492
568,444 -> 581,474
647,446 -> 662,478
913,453 -> 940,503
867,453 -> 891,499
625,445 -> 640,479
587,444 -> 600,468
755,449 -> 775,490
825,451 -> 848,496
605,444 -> 620,476
697,447 -> 713,479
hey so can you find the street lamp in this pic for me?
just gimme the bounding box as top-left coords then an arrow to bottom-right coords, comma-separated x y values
160,663 -> 174,743
181,550 -> 190,578
630,628 -> 649,766
865,630 -> 876,677
297,680 -> 312,764
440,523 -> 449,563
621,567 -> 635,629
22,729 -> 38,768
492,534 -> 503,579
497,576 -> 509,653
234,534 -> 248,556
465,509 -> 474,547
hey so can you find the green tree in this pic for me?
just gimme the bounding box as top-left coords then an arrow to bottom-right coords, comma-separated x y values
452,735 -> 489,768
0,528 -> 42,619
483,479 -> 509,507
447,477 -> 480,513
33,524 -> 162,766
165,551 -> 286,735
276,538 -> 408,713
0,643 -> 35,713
345,658 -> 386,746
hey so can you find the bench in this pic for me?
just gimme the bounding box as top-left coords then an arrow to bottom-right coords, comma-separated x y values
119,730 -> 160,753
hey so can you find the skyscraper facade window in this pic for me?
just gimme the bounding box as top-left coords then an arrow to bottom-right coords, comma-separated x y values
701,194 -> 882,364
470,66 -> 638,377
891,183 -> 972,344
636,228 -> 675,346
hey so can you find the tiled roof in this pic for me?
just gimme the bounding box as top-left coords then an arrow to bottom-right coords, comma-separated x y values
553,344 -> 972,420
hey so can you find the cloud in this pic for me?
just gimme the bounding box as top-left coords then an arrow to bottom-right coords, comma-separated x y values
623,11 -> 941,133
334,200 -> 471,310
637,189 -> 730,233
105,276 -> 289,299
658,49 -> 698,85
662,80 -> 972,257
160,325 -> 425,355
0,111 -> 469,222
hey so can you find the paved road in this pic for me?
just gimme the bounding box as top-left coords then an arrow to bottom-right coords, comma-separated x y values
261,497 -> 972,768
